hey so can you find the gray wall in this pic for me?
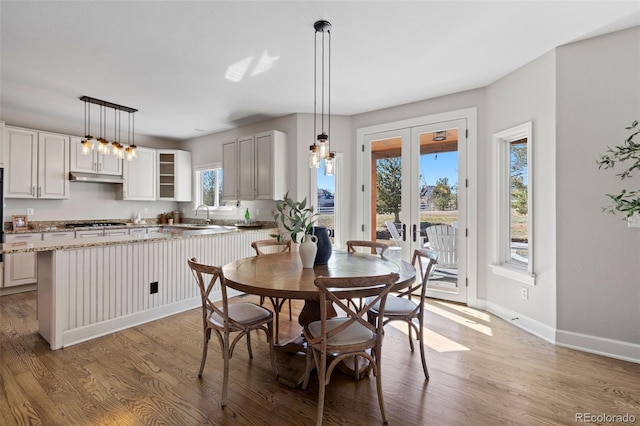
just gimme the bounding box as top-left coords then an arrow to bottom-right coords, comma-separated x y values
556,27 -> 640,346
484,50 -> 558,332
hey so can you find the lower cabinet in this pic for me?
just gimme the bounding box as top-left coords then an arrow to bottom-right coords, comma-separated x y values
3,233 -> 41,287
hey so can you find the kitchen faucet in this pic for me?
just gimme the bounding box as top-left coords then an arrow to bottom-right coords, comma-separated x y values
195,204 -> 211,224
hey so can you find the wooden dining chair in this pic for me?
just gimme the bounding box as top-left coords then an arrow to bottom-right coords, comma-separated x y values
302,273 -> 398,426
346,240 -> 390,257
187,257 -> 277,407
367,248 -> 438,379
251,239 -> 293,343
345,240 -> 390,311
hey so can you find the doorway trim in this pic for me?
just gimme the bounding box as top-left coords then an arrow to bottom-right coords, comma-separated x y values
356,107 -> 478,307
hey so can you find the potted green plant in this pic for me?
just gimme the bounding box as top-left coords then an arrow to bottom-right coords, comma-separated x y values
597,120 -> 640,221
272,192 -> 318,243
166,212 -> 174,225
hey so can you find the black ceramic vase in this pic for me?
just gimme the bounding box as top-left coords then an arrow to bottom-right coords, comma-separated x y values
312,226 -> 332,265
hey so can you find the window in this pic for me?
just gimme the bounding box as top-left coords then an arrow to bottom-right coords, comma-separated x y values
491,122 -> 534,284
195,165 -> 223,207
313,153 -> 342,247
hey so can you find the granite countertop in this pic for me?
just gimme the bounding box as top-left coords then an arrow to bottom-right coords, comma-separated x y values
4,220 -> 277,234
0,227 -> 277,254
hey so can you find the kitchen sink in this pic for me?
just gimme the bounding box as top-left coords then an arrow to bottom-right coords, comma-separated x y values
160,224 -> 237,235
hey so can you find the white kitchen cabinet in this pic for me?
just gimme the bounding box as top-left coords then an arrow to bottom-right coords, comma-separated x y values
42,231 -> 75,240
119,146 -> 156,201
70,136 -> 122,175
0,121 -> 5,167
104,229 -> 128,236
3,233 -> 41,287
237,135 -> 255,200
4,126 -> 69,199
129,228 -> 147,237
4,126 -> 38,198
221,141 -> 237,201
157,149 -> 192,201
254,130 -> 286,200
222,130 -> 286,201
75,230 -> 104,238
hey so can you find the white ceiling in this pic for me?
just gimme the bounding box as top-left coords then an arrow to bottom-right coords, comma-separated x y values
1,1 -> 639,141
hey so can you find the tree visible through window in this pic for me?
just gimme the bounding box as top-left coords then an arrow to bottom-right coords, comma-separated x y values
376,157 -> 402,223
197,167 -> 223,207
509,139 -> 528,264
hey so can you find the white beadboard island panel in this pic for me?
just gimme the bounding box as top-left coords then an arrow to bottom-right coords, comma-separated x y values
35,229 -> 274,349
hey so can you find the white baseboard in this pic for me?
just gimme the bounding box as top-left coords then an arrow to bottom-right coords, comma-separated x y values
482,299 -> 639,364
0,283 -> 37,297
556,330 -> 640,364
484,300 -> 557,344
61,297 -> 201,348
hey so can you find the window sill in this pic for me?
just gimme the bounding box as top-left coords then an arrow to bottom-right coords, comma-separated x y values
489,263 -> 535,285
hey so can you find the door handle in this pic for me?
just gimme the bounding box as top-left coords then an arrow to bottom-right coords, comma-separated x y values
412,224 -> 417,242
402,224 -> 406,241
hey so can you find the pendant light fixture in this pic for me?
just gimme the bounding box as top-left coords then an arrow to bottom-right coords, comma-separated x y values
309,20 -> 335,176
433,131 -> 447,141
125,111 -> 137,161
81,100 -> 95,154
80,96 -> 138,161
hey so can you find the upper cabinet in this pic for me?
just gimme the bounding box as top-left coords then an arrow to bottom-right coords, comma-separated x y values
118,146 -> 157,201
157,149 -> 192,202
70,137 -> 122,175
0,121 -> 5,167
222,130 -> 286,201
221,141 -> 237,200
4,126 -> 69,199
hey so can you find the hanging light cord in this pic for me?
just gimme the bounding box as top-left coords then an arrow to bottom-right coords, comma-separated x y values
327,27 -> 331,153
314,26 -> 317,144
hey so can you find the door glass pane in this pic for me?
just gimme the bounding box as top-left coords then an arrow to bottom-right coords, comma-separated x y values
509,139 -> 528,264
371,137 -> 403,259
419,130 -> 459,288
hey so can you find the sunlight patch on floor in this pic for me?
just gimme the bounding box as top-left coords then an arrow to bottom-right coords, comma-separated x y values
434,300 -> 491,322
388,322 -> 470,352
424,304 -> 494,336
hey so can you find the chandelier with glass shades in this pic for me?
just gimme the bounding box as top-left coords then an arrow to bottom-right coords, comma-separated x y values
80,96 -> 138,161
309,20 -> 335,176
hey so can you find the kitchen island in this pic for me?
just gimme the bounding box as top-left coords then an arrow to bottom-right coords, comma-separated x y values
0,227 -> 274,350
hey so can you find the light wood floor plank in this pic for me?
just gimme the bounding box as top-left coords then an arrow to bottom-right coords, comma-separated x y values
1,290 -> 639,425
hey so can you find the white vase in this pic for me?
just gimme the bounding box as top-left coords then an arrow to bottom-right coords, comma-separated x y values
299,234 -> 318,268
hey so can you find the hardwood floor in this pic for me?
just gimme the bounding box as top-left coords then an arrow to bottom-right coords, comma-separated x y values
1,291 -> 639,425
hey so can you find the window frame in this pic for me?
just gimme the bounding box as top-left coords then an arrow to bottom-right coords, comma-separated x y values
194,163 -> 223,208
490,122 -> 535,285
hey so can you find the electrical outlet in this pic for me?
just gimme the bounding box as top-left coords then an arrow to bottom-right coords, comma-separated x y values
521,287 -> 528,300
256,208 -> 260,216
144,208 -> 149,215
26,208 -> 34,216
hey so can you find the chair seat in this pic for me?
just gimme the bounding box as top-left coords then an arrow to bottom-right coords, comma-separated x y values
307,318 -> 374,346
209,302 -> 272,327
367,295 -> 418,316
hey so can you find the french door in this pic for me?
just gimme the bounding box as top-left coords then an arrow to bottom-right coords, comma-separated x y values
363,119 -> 468,303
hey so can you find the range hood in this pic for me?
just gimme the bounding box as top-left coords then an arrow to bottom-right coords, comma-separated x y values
69,172 -> 125,184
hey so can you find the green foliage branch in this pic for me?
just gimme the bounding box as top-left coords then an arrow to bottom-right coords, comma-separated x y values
272,192 -> 318,243
597,121 -> 640,219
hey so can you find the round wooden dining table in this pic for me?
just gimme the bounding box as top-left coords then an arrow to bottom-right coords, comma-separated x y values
222,250 -> 416,325
222,251 -> 416,387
